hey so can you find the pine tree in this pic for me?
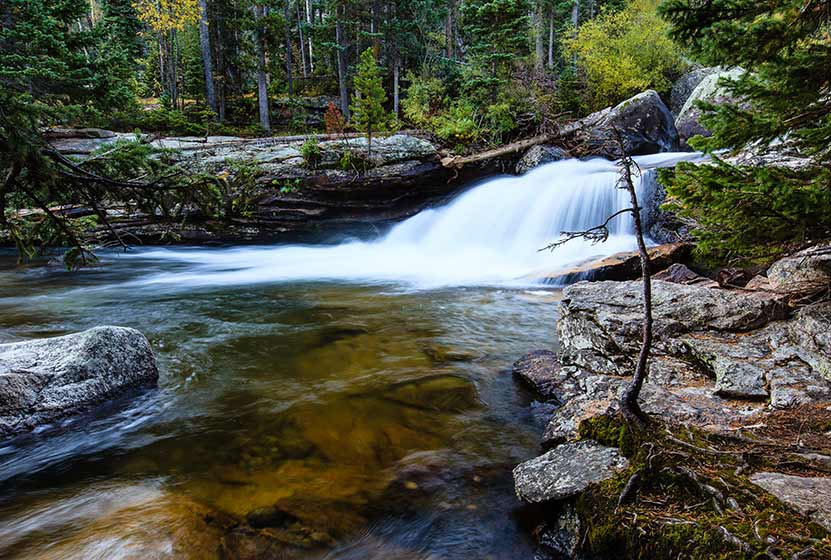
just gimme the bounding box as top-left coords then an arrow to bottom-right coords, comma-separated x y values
351,47 -> 388,159
658,0 -> 831,264
460,0 -> 530,81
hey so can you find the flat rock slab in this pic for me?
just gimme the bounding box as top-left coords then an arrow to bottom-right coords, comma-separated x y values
750,472 -> 831,530
513,440 -> 629,503
0,326 -> 158,438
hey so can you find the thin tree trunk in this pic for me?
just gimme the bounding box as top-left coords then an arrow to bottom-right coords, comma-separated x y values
297,0 -> 308,78
214,14 -> 226,121
305,0 -> 314,72
253,5 -> 271,133
393,60 -> 400,117
618,149 -> 652,425
335,5 -> 350,118
284,0 -> 294,96
548,8 -> 555,69
0,161 -> 20,227
445,0 -> 455,59
197,0 -> 218,116
534,1 -> 545,76
571,0 -> 580,29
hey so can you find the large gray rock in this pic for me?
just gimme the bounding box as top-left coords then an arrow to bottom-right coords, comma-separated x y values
670,67 -> 720,115
0,326 -> 158,438
557,280 -> 787,376
587,90 -> 679,157
675,67 -> 745,149
750,472 -> 831,530
515,145 -> 568,175
513,440 -> 629,503
788,302 -> 831,380
767,243 -> 831,297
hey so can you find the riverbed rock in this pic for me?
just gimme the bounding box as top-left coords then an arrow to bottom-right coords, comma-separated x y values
750,472 -> 831,530
767,243 -> 831,297
653,263 -> 718,287
515,145 -> 568,175
0,326 -> 159,438
788,302 -> 831,380
536,243 -> 691,285
675,67 -> 746,149
512,350 -> 584,405
670,67 -> 720,115
557,280 -> 787,376
587,90 -> 680,157
513,440 -> 629,503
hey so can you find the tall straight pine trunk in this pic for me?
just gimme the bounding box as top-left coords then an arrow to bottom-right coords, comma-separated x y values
197,0 -> 217,117
335,5 -> 350,118
534,1 -> 545,76
284,0 -> 294,96
253,5 -> 271,133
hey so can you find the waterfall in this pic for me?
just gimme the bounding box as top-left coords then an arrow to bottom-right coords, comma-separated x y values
123,153 -> 703,290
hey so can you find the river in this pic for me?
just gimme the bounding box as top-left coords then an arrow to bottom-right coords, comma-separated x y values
0,154 -> 698,558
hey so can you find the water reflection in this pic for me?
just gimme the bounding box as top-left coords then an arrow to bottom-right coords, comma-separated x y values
0,251 -> 558,558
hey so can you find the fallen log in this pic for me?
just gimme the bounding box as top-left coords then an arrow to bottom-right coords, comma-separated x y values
440,110 -> 609,169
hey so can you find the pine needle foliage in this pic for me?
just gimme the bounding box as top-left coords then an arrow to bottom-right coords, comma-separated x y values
658,0 -> 831,264
350,48 -> 388,159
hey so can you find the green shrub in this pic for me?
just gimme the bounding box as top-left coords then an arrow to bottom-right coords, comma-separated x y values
660,159 -> 831,265
300,136 -> 321,169
433,102 -> 482,145
338,149 -> 372,172
402,73 -> 447,128
565,0 -> 687,110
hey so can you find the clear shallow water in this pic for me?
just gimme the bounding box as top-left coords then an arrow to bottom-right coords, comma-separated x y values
0,154 -> 700,558
0,251 -> 560,559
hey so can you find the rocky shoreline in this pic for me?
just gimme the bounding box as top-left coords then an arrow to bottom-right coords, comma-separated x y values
511,244 -> 831,558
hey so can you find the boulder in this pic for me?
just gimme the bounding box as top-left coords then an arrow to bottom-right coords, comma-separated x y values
513,440 -> 629,503
536,243 -> 691,285
587,90 -> 680,157
767,243 -> 831,296
670,67 -> 720,115
512,350 -> 584,405
750,472 -> 831,530
515,145 -> 568,175
675,67 -> 745,149
557,280 -> 787,376
788,302 -> 831,379
0,326 -> 158,438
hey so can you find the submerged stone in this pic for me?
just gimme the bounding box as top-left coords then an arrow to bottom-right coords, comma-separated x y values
382,374 -> 480,413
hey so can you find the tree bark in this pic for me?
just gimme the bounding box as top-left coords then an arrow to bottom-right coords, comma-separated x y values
197,0 -> 218,116
305,0 -> 314,72
335,4 -> 350,118
548,8 -> 555,69
445,0 -> 455,59
284,0 -> 294,96
297,0 -> 308,78
571,0 -> 580,29
534,1 -> 545,76
253,5 -> 271,133
618,149 -> 652,425
393,60 -> 400,117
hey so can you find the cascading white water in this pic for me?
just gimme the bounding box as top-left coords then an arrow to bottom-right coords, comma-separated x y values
123,152 -> 703,290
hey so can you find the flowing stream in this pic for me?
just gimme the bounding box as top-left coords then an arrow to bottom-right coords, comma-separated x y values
0,153 -> 698,559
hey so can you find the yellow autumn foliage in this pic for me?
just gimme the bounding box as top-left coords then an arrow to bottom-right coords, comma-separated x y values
565,0 -> 686,110
133,0 -> 199,32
